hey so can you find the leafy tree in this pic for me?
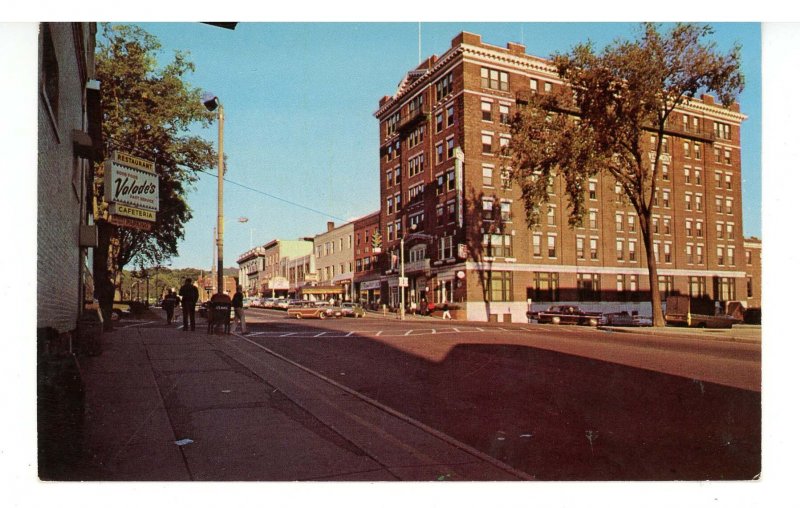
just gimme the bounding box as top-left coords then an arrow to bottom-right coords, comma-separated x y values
506,23 -> 744,326
93,24 -> 216,327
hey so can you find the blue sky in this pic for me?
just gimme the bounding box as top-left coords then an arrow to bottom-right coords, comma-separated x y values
127,22 -> 762,270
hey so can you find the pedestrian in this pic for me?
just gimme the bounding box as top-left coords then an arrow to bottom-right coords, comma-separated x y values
232,285 -> 248,334
442,302 -> 452,320
179,277 -> 199,331
162,288 -> 178,324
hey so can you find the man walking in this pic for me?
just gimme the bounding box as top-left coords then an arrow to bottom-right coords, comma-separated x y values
179,278 -> 199,331
231,285 -> 248,334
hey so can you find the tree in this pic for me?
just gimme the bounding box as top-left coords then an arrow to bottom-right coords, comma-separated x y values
93,24 -> 216,327
506,23 -> 744,326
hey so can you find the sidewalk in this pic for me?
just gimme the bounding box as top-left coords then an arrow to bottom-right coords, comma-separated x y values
69,316 -> 529,481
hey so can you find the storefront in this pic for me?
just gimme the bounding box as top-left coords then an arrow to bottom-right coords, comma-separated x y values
357,279 -> 381,309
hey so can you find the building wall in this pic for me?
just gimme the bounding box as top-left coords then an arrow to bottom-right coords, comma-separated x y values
374,31 -> 751,322
38,23 -> 97,335
313,222 -> 355,287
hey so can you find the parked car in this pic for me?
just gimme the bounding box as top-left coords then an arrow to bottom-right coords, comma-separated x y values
603,311 -> 652,327
665,295 -> 738,329
287,300 -> 342,319
340,302 -> 366,318
274,298 -> 290,310
528,305 -> 603,326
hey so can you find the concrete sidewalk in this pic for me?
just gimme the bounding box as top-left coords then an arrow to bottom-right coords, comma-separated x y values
70,317 -> 528,481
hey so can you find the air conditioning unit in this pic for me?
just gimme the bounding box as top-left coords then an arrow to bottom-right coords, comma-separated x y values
79,225 -> 98,248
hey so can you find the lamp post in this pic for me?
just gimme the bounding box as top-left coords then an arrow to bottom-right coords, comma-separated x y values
204,92 -> 225,295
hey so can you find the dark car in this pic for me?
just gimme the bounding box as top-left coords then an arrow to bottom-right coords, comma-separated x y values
340,302 -> 366,318
530,305 -> 603,326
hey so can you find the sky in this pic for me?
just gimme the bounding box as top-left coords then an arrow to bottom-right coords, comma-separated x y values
123,21 -> 763,270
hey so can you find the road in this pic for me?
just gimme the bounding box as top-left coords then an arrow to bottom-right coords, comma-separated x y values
233,308 -> 761,480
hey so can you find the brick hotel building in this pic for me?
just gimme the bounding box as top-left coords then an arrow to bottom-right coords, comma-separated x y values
372,32 -> 751,322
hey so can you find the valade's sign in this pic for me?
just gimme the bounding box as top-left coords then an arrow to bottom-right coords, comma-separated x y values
104,151 -> 159,213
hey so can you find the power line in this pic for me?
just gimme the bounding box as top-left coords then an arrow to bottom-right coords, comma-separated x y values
195,167 -> 347,222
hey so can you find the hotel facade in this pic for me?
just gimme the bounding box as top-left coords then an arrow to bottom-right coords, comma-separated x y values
371,32 -> 751,322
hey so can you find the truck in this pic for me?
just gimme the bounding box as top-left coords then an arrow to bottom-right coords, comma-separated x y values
527,305 -> 603,326
664,295 -> 739,329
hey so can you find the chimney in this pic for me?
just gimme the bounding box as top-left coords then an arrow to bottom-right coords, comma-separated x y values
327,221 -> 335,232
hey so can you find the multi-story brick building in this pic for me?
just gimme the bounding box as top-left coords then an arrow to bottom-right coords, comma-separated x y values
374,32 -> 750,322
38,22 -> 102,344
352,211 -> 382,307
744,237 -> 762,312
237,246 -> 266,297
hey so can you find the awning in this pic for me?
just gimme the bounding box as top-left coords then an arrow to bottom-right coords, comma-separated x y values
299,285 -> 344,295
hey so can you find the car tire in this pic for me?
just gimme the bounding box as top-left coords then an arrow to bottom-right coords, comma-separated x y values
319,311 -> 327,320
111,309 -> 122,321
552,316 -> 561,325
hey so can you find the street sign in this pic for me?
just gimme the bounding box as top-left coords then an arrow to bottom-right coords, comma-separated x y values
104,151 -> 159,212
398,277 -> 409,288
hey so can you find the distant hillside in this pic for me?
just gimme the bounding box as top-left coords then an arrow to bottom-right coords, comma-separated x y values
118,266 -> 239,301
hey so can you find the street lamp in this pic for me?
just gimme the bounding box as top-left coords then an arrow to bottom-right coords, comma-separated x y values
203,92 -> 225,295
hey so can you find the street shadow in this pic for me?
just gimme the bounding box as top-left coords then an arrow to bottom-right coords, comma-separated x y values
249,319 -> 761,481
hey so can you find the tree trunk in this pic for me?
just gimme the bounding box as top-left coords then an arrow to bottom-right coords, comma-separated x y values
640,218 -> 665,327
93,221 -> 116,331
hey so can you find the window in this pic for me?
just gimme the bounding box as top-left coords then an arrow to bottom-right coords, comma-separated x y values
482,198 -> 494,221
717,247 -> 724,265
664,243 -> 672,263
435,111 -> 444,132
685,193 -> 693,211
716,223 -> 724,239
659,275 -> 675,300
394,166 -> 401,185
628,214 -> 636,233
447,105 -> 455,127
686,219 -> 693,237
41,24 -> 60,124
683,141 -> 690,158
616,239 -> 624,261
689,276 -> 706,298
715,147 -> 722,163
499,135 -> 510,153
589,181 -> 597,200
696,245 -> 704,264
547,235 -> 557,258
446,169 -> 455,192
727,247 -> 735,265
576,237 -> 585,260
436,143 -> 444,164
530,78 -> 538,92
686,244 -> 694,264
385,170 -> 392,188
589,238 -> 598,260
387,223 -> 395,241
483,233 -> 512,258
664,217 -> 672,235
447,200 -> 456,222
499,104 -> 510,125
694,143 -> 701,159
386,196 -> 393,214
530,272 -> 559,301
628,240 -> 637,261
547,205 -> 556,226
629,275 -> 639,294
533,235 -> 542,257
486,271 -> 513,301
439,235 -> 454,259
652,216 -> 660,235
436,204 -> 444,225
715,172 -> 722,188
725,173 -> 733,190
481,101 -> 492,121
435,72 -> 453,100
746,250 -> 753,265
696,221 -> 704,238
685,167 -> 692,183
500,169 -> 511,190
544,82 -> 553,93
715,196 -> 723,213
714,276 -> 736,301
663,190 -> 671,208
695,169 -> 702,185
653,242 -> 660,262
615,213 -> 624,232
500,201 -> 511,222
695,195 -> 703,212
577,273 -> 600,301
662,164 -> 670,181
589,210 -> 598,229
482,166 -> 493,186
724,149 -> 732,165
481,67 -> 509,91
482,134 -> 493,154
447,137 -> 455,159
725,198 -> 733,215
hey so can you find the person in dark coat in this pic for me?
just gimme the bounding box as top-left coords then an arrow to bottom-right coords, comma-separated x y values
178,278 -> 199,331
162,289 -> 178,324
231,285 -> 248,334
